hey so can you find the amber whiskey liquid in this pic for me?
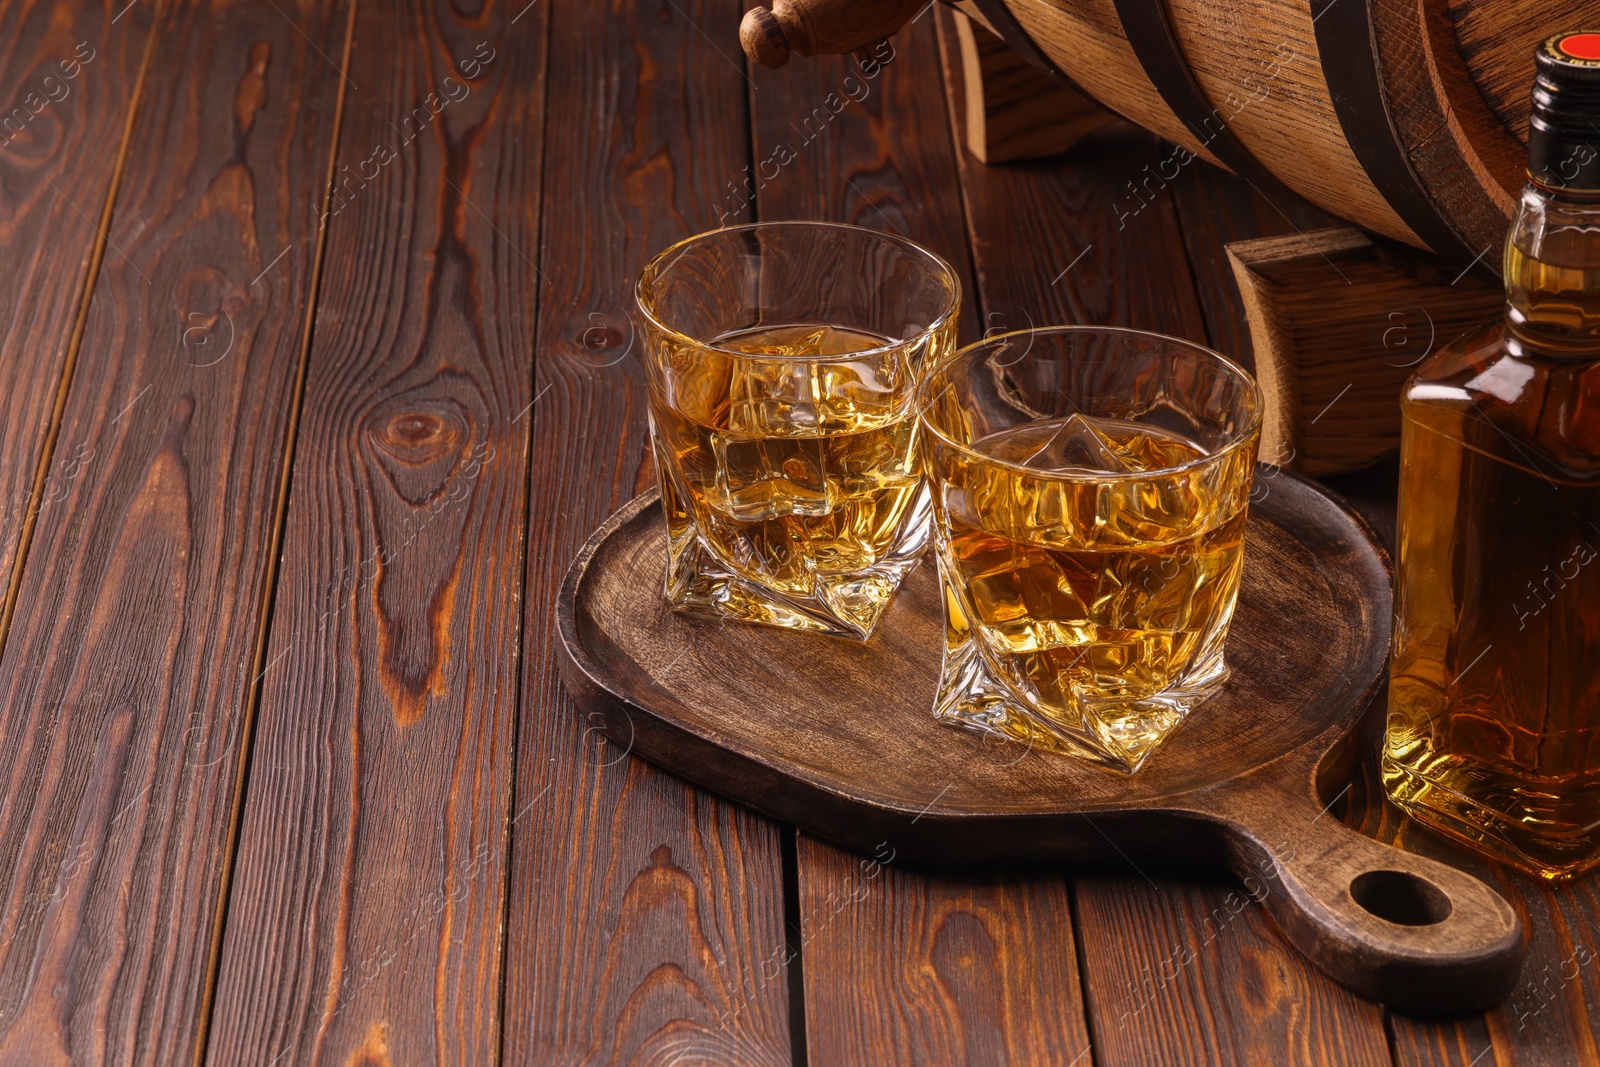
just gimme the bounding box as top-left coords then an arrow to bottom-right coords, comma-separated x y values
649,324 -> 930,636
932,415 -> 1251,770
1386,372 -> 1600,877
1382,32 -> 1600,878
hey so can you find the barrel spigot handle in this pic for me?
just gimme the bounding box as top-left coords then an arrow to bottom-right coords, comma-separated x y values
739,0 -> 927,69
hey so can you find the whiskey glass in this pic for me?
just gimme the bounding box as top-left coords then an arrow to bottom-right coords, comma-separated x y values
917,327 -> 1262,772
636,222 -> 960,638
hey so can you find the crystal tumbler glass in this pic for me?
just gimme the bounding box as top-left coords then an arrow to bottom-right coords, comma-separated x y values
917,326 -> 1261,772
636,222 -> 960,638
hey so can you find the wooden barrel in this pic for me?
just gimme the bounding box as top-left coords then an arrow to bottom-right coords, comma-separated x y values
742,0 -> 1584,263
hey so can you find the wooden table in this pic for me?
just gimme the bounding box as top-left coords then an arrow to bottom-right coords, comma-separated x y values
0,1 -> 1595,1064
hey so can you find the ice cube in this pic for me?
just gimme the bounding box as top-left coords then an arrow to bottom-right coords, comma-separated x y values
727,358 -> 822,435
712,431 -> 833,521
1019,414 -> 1135,475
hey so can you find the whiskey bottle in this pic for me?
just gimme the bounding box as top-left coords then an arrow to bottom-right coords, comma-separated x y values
1383,31 -> 1600,880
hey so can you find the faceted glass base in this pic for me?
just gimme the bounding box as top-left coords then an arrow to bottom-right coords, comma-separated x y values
661,488 -> 932,640
1381,751 -> 1600,882
931,623 -> 1228,774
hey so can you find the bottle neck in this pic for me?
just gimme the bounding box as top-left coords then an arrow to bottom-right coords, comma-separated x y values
1504,182 -> 1600,360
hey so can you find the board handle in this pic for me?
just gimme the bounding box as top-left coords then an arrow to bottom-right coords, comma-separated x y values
1209,776 -> 1524,1012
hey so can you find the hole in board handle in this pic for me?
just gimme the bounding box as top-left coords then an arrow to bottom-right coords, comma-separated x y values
1350,869 -> 1453,926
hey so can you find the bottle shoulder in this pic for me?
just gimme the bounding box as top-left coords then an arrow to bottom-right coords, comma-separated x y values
1402,325 -> 1600,480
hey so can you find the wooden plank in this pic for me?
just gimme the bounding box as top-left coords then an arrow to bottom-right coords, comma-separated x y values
743,13 -> 1092,1064
499,1 -> 793,1063
931,8 -> 1206,347
742,14 -> 973,342
0,0 -> 351,1061
933,9 -> 1396,1064
1075,874 -> 1392,1066
1346,711 -> 1600,1066
796,837 -> 1091,1064
744,14 -> 978,338
0,0 -> 154,649
201,2 -> 539,1063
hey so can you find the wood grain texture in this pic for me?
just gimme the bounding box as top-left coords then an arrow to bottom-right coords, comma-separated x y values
951,10 -> 1112,165
934,8 -> 1399,1060
1347,757 -> 1600,1067
746,9 -> 978,346
1448,0 -> 1591,146
1001,0 -> 1223,168
933,10 -> 1207,344
1075,873 -> 1391,1066
203,2 -> 537,1064
0,0 -> 153,645
1160,0 -> 1417,246
1368,0 -> 1520,261
1227,227 -> 1502,474
0,0 -> 349,1062
747,15 -> 1089,1063
1167,158 -> 1335,373
797,840 -> 1092,1066
499,2 -> 792,1064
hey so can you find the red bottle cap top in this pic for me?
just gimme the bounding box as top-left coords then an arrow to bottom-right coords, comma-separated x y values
1541,31 -> 1600,75
1557,33 -> 1600,62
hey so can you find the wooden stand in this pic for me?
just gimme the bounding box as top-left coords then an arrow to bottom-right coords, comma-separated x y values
1228,227 -> 1502,476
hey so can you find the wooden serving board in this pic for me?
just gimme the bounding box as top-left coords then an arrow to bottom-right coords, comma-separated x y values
555,469 -> 1525,1012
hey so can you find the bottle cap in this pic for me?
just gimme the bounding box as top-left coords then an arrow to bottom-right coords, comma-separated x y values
1529,31 -> 1600,191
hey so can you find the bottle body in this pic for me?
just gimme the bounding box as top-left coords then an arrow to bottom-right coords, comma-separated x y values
1383,324 -> 1600,878
1383,28 -> 1600,876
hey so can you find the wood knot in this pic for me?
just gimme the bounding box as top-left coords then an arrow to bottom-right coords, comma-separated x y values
365,403 -> 466,468
235,41 -> 271,137
166,395 -> 196,445
581,324 -> 625,351
392,412 -> 446,447
362,398 -> 474,509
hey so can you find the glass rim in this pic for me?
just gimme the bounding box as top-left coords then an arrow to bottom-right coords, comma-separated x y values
633,220 -> 963,362
915,325 -> 1264,483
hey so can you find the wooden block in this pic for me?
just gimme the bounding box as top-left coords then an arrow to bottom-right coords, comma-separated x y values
951,10 -> 1112,164
1228,227 -> 1502,476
